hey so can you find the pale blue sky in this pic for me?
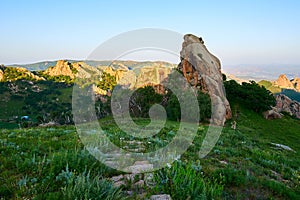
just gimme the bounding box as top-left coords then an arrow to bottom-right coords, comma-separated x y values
1,0 -> 300,66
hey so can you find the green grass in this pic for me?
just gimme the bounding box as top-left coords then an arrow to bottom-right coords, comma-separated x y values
258,80 -> 282,93
0,81 -> 73,127
0,108 -> 300,199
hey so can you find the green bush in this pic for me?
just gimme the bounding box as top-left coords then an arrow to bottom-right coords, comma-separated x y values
224,80 -> 276,113
130,86 -> 163,118
96,72 -> 117,91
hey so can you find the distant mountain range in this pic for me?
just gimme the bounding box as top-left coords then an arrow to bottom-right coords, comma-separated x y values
6,60 -> 176,71
223,64 -> 300,81
7,60 -> 299,82
1,60 -> 175,94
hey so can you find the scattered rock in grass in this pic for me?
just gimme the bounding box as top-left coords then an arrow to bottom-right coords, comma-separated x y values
270,142 -> 296,152
134,180 -> 145,187
219,160 -> 228,165
111,174 -> 123,182
39,121 -> 60,127
125,160 -> 154,173
113,180 -> 125,187
134,161 -> 150,165
150,194 -> 172,200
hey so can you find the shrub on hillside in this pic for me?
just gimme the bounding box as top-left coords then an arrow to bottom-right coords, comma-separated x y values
224,80 -> 275,113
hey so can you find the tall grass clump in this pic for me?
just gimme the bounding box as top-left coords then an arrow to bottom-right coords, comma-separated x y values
153,161 -> 223,199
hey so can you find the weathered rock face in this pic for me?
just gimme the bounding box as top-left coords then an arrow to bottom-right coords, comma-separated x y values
103,66 -> 128,82
276,94 -> 300,119
115,65 -> 171,94
44,60 -> 79,78
135,66 -> 171,92
177,34 -> 232,125
274,74 -> 297,90
263,109 -> 282,120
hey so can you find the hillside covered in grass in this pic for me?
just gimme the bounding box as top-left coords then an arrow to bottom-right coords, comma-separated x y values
0,107 -> 299,199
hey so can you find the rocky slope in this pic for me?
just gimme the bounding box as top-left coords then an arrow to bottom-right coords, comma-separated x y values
43,60 -> 79,78
0,66 -> 44,82
134,65 -> 171,91
102,65 -> 128,82
275,94 -> 300,119
177,34 -> 232,125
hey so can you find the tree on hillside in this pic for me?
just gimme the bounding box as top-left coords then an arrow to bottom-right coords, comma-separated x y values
166,90 -> 211,122
96,72 -> 117,91
224,80 -> 276,113
130,86 -> 163,118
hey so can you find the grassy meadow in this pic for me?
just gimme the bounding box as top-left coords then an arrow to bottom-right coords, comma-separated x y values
0,106 -> 299,199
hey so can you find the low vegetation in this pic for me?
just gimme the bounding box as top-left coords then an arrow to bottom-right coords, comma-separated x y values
225,80 -> 276,113
1,68 -> 299,199
0,106 -> 299,199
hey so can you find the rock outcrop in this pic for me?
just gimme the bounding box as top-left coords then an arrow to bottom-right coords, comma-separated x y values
74,62 -> 102,79
16,67 -> 45,81
275,94 -> 300,118
177,34 -> 232,125
135,66 -> 171,92
114,64 -> 172,94
44,60 -> 79,78
103,66 -> 128,82
271,74 -> 300,92
263,109 -> 282,120
274,74 -> 295,89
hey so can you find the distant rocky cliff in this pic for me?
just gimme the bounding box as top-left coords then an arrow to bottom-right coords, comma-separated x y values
43,60 -> 79,78
273,74 -> 300,92
177,34 -> 232,125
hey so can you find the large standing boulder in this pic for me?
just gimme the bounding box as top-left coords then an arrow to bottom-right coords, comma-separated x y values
177,34 -> 232,125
